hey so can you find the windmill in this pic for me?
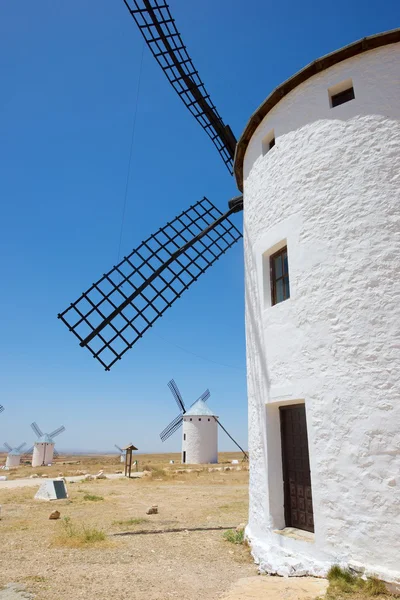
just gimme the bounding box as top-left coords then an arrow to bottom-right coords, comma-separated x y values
30,422 -> 66,467
161,379 -> 247,463
4,442 -> 27,468
58,0 -> 243,372
115,444 -> 126,463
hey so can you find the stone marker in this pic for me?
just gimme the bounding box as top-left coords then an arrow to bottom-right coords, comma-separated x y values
49,510 -> 60,520
34,479 -> 68,501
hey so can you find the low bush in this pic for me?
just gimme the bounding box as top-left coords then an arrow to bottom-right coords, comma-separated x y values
223,529 -> 245,545
54,517 -> 106,547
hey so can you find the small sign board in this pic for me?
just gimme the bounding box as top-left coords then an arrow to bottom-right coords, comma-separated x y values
34,479 -> 68,501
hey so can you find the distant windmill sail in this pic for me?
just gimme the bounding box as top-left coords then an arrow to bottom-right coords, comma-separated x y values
58,197 -> 242,370
0,405 -> 4,414
160,379 -> 211,442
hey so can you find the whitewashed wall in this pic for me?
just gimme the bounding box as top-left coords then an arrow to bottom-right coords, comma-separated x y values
6,454 -> 20,468
243,42 -> 400,583
32,443 -> 55,467
182,417 -> 218,464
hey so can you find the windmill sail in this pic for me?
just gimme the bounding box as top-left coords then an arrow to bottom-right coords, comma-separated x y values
58,196 -> 242,370
0,405 -> 4,414
167,379 -> 186,413
123,0 -> 237,173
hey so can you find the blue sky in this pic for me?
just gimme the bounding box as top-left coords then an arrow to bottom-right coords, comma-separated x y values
0,1 -> 398,453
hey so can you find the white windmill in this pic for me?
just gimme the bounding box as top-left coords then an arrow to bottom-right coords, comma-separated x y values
115,444 -> 125,463
3,442 -> 27,468
160,379 -> 247,464
31,422 -> 65,467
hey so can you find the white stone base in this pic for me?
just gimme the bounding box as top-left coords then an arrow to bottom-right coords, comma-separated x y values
246,525 -> 400,586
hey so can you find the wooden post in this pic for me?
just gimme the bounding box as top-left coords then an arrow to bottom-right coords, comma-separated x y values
122,444 -> 138,478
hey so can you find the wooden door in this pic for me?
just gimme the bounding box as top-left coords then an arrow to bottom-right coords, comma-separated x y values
280,404 -> 314,532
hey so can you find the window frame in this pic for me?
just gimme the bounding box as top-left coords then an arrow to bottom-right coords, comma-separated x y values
270,246 -> 290,306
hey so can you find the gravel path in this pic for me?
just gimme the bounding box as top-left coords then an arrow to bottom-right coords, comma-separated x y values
0,473 -> 142,489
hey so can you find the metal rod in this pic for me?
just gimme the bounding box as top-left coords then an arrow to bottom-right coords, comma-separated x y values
214,418 -> 248,460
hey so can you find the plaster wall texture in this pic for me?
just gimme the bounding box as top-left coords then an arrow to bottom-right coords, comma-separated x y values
243,43 -> 400,582
6,454 -> 20,468
182,417 -> 218,464
32,443 -> 55,468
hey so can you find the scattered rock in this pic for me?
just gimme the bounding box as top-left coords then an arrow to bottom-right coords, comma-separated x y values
49,510 -> 60,520
75,470 -> 86,476
30,474 -> 39,479
58,472 -> 63,477
95,470 -> 107,480
115,470 -> 123,474
231,459 -> 239,465
41,474 -> 48,478
224,467 -> 232,471
146,505 -> 158,515
83,474 -> 94,481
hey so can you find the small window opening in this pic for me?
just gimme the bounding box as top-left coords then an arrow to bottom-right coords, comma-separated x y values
262,129 -> 276,155
328,78 -> 355,108
208,418 -> 210,421
270,246 -> 290,306
183,433 -> 186,441
199,418 -> 201,421
190,418 -> 192,421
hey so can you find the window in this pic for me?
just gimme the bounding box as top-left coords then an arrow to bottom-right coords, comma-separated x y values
183,433 -> 186,441
199,418 -> 201,422
262,129 -> 275,155
190,418 -> 192,421
328,78 -> 355,108
270,246 -> 290,305
208,418 -> 210,422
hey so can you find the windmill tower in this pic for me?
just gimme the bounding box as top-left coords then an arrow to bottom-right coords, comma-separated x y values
56,7 -> 400,585
4,442 -> 27,468
160,379 -> 246,464
115,444 -> 125,463
31,422 -> 65,467
182,399 -> 218,465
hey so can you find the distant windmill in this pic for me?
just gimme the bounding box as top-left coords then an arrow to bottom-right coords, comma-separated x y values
4,442 -> 27,468
161,379 -> 247,464
30,422 -> 66,467
115,444 -> 126,463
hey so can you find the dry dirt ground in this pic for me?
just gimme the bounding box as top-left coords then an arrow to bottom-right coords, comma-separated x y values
0,453 -> 259,600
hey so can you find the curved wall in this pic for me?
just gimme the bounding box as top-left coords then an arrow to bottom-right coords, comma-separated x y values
32,443 -> 55,467
182,416 -> 218,464
243,43 -> 400,582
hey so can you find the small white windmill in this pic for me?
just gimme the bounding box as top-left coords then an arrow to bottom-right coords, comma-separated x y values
4,442 -> 27,468
115,444 -> 125,463
31,422 -> 65,467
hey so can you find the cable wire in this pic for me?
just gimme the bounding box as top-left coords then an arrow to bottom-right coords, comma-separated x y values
117,41 -> 145,263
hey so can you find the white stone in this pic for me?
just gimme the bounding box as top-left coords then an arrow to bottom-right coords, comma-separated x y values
242,39 -> 400,583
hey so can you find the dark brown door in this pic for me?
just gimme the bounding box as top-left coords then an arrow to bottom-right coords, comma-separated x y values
280,404 -> 314,532
182,451 -> 186,464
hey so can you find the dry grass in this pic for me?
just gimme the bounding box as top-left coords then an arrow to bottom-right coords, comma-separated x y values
321,566 -> 393,600
53,516 -> 108,548
112,517 -> 148,527
0,452 -> 252,600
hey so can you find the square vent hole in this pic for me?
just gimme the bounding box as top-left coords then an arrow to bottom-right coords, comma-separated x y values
328,78 -> 355,108
262,130 -> 276,155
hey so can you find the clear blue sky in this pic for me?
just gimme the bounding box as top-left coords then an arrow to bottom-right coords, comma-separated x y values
0,1 -> 398,453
